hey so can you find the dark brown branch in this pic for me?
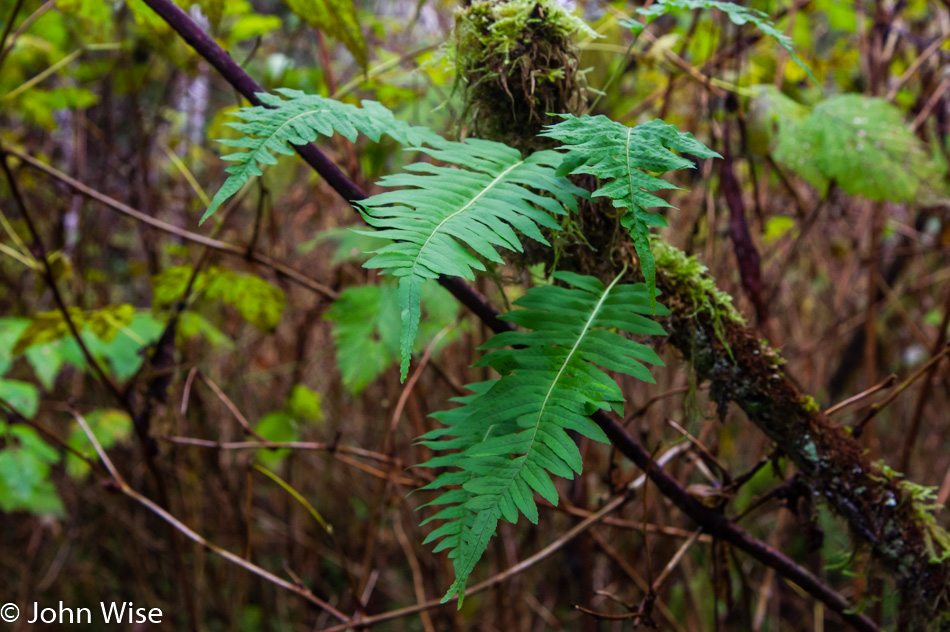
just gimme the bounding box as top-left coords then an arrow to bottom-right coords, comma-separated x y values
139,0 -> 363,202
654,243 -> 950,627
0,0 -> 24,68
137,0 -> 509,336
0,152 -> 129,409
720,126 -> 766,323
139,3 -> 880,628
590,409 -> 877,632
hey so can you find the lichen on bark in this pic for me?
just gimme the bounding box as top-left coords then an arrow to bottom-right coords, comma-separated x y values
653,245 -> 950,629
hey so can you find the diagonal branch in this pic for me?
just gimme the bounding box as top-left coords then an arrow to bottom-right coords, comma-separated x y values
7,148 -> 337,300
1,152 -> 129,408
140,3 -> 878,629
653,241 -> 950,627
138,0 -> 508,336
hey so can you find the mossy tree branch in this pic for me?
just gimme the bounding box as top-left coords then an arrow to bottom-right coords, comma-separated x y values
651,242 -> 950,629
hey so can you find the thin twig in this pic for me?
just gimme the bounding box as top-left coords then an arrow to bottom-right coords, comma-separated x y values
588,530 -> 687,632
8,148 -> 337,300
651,528 -> 704,592
0,151 -> 128,409
0,0 -> 24,70
0,0 -> 56,69
159,436 -> 404,466
912,73 -> 950,131
196,371 -> 266,440
666,418 -> 731,483
330,43 -> 441,100
180,366 -> 199,415
887,30 -> 950,101
624,385 -> 695,424
69,407 -> 348,622
899,286 -> 950,471
574,603 -> 650,621
824,374 -> 897,417
0,398 -> 107,478
853,343 -> 950,436
3,47 -> 84,101
546,502 -> 712,541
392,512 -> 436,632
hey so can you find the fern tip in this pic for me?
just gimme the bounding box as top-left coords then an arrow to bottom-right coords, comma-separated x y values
198,206 -> 217,226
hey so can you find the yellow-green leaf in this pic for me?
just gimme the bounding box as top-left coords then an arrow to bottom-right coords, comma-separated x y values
12,308 -> 83,355
85,304 -> 135,343
287,384 -> 323,424
281,0 -> 368,69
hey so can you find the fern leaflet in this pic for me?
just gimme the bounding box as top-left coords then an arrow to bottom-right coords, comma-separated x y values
540,115 -> 719,306
417,270 -> 667,604
360,139 -> 587,380
622,0 -> 816,84
204,88 -> 441,223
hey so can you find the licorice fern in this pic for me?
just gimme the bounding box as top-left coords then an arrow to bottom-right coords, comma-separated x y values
417,270 -> 667,603
541,116 -> 720,306
360,140 -> 587,379
196,0 -> 820,607
203,88 -> 441,223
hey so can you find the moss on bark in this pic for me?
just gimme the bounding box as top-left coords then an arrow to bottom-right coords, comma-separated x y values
452,0 -> 594,154
651,243 -> 950,629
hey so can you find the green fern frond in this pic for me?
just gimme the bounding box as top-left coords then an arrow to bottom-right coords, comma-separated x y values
360,139 -> 588,380
540,115 -> 719,306
417,270 -> 668,604
623,0 -> 816,84
204,88 -> 441,223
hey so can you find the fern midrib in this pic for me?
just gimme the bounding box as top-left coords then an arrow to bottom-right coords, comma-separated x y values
447,424 -> 503,597
246,107 -> 331,166
530,269 -> 623,439
409,159 -> 523,279
460,271 -> 624,579
624,126 -> 636,212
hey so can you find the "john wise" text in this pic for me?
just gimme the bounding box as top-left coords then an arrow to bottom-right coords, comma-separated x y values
26,601 -> 163,624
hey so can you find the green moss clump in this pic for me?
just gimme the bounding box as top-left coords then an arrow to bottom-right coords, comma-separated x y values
799,395 -> 819,413
451,0 -> 597,153
898,478 -> 950,564
653,242 -> 746,359
653,241 -> 744,324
